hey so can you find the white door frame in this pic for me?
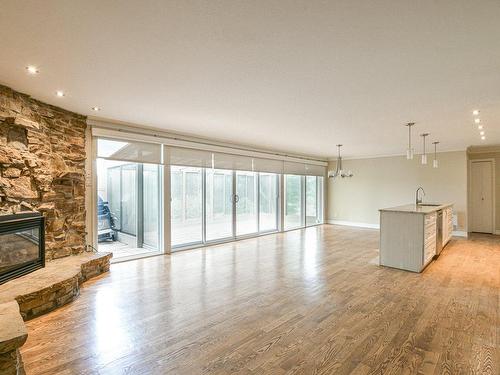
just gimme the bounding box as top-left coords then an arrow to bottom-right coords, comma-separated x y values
468,158 -> 495,234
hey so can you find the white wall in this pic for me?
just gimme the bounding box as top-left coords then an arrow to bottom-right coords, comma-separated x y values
327,151 -> 468,231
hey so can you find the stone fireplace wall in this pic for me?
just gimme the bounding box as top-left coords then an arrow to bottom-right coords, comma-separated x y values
0,85 -> 87,260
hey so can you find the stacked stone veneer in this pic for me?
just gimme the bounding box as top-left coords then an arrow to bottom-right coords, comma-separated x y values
0,84 -> 87,260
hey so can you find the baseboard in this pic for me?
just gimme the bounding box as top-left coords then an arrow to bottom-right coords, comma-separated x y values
327,220 -> 380,229
452,230 -> 468,238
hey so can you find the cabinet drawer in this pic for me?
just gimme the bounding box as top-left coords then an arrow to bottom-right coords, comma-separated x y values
424,239 -> 436,257
425,236 -> 436,250
425,226 -> 436,238
425,213 -> 436,226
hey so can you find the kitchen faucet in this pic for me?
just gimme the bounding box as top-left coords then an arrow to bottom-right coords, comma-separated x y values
415,187 -> 425,205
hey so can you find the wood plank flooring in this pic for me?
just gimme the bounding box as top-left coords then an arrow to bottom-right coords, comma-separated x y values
21,225 -> 499,374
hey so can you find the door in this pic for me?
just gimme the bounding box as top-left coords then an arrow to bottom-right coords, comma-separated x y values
170,166 -> 203,247
205,169 -> 234,241
259,173 -> 279,232
284,175 -> 303,230
470,161 -> 494,233
236,171 -> 258,236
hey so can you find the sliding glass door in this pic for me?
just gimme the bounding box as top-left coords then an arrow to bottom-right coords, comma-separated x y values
206,169 -> 234,241
236,171 -> 258,236
284,175 -> 303,230
284,174 -> 324,230
171,167 -> 281,248
259,173 -> 279,232
306,176 -> 323,226
97,159 -> 162,259
305,176 -> 318,226
170,166 -> 203,247
143,164 -> 161,249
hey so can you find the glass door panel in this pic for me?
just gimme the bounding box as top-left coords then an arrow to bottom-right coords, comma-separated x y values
143,164 -> 160,248
259,173 -> 278,232
97,159 -> 162,260
120,164 -> 137,236
171,166 -> 203,247
306,176 -> 318,226
107,166 -> 122,231
236,171 -> 258,236
284,174 -> 302,230
206,169 -> 233,241
317,176 -> 324,224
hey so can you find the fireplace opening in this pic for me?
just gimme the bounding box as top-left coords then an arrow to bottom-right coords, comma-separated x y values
0,212 -> 45,284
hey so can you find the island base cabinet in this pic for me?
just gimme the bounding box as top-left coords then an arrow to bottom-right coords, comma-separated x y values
380,211 -> 437,273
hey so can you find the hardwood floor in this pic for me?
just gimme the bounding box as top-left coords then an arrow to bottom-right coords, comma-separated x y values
21,225 -> 499,374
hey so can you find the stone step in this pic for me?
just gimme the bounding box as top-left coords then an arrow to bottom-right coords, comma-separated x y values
0,301 -> 27,375
0,252 -> 112,320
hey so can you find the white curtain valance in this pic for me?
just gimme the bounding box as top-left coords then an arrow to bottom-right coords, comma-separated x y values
166,146 -> 214,168
93,127 -> 327,173
304,164 -> 327,177
284,161 -> 326,176
97,138 -> 162,164
166,146 -> 284,174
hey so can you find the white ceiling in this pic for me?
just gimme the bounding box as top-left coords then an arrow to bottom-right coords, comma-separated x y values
1,0 -> 499,159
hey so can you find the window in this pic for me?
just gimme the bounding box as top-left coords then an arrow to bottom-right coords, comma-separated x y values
97,159 -> 162,259
170,166 -> 203,247
305,176 -> 324,226
259,173 -> 278,232
121,164 -> 137,235
206,169 -> 233,241
236,171 -> 258,236
284,175 -> 303,230
96,139 -> 326,255
306,176 -> 318,226
143,164 -> 160,248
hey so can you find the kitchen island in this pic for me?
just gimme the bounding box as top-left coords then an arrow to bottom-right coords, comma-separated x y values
379,203 -> 453,272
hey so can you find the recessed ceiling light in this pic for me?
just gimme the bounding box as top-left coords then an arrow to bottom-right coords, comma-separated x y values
478,125 -> 483,130
472,110 -> 480,116
26,66 -> 39,74
480,131 -> 485,136
55,91 -> 65,97
91,106 -> 101,111
474,118 -> 481,124
481,136 -> 486,140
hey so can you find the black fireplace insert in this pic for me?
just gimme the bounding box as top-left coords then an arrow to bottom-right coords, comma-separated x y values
0,212 -> 45,284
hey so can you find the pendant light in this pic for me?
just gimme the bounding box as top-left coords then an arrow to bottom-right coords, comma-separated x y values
432,141 -> 439,168
328,144 -> 353,178
405,122 -> 415,159
420,133 -> 429,165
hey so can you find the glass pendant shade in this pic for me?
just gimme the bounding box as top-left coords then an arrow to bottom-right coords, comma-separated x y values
405,123 -> 415,161
420,133 -> 429,165
432,141 -> 439,169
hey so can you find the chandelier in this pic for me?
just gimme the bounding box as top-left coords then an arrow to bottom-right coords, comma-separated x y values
328,144 -> 353,178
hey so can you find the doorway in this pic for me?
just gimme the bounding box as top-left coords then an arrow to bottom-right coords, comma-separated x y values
470,160 -> 495,234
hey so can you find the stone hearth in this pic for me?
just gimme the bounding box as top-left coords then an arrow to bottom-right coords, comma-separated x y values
0,252 -> 111,375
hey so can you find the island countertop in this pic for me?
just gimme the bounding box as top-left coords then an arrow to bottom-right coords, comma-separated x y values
379,203 -> 453,214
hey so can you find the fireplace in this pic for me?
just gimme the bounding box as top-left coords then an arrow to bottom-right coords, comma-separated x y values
0,212 -> 45,284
